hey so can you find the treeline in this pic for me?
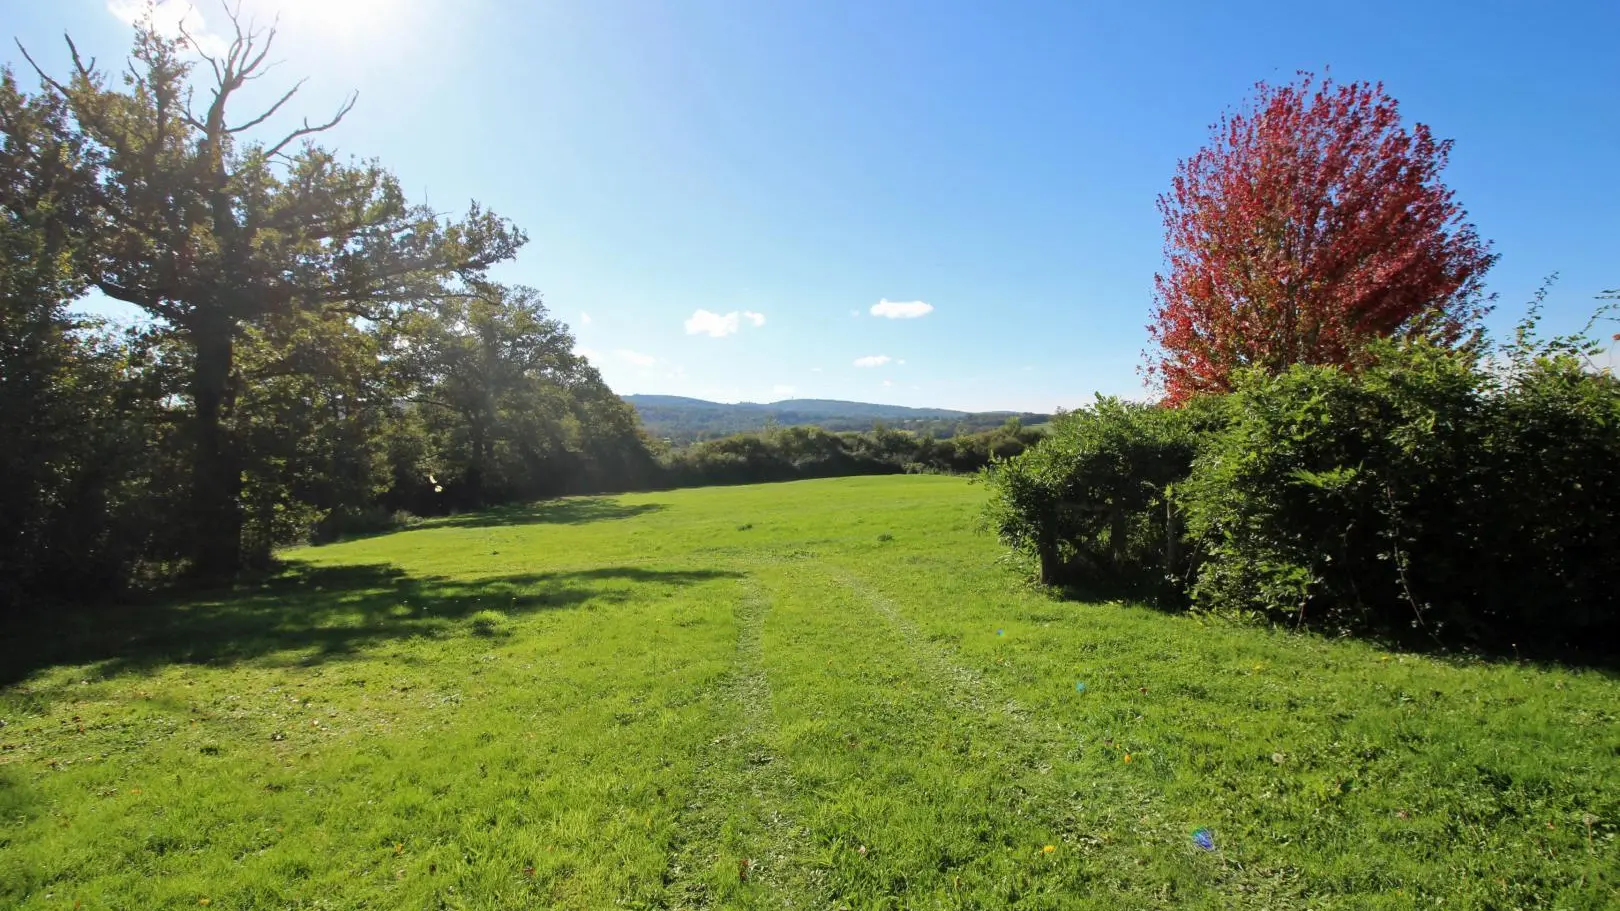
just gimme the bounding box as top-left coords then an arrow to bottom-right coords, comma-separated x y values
629,399 -> 1050,445
2,18 -> 663,608
657,420 -> 1042,486
985,327 -> 1620,655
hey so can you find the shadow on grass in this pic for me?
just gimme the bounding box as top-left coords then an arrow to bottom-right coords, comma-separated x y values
0,561 -> 738,686
1049,572 -> 1620,673
417,497 -> 667,531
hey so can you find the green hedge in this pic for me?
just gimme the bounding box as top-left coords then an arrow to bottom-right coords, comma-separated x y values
984,341 -> 1620,655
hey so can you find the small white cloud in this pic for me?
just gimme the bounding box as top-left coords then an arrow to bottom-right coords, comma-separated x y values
574,345 -> 601,362
897,359 -> 907,365
849,309 -> 862,318
882,379 -> 894,388
685,309 -> 738,337
615,349 -> 656,367
853,355 -> 892,368
810,367 -> 823,373
870,298 -> 934,319
580,312 -> 593,325
685,309 -> 766,337
772,384 -> 796,397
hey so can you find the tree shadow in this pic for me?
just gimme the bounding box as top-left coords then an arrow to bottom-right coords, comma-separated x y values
1048,572 -> 1620,673
0,560 -> 739,686
412,497 -> 668,531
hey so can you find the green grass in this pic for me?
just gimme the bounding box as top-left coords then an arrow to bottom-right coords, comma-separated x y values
2,475 -> 1616,909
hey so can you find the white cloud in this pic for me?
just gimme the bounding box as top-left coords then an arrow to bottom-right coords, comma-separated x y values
108,0 -> 229,56
849,309 -> 862,318
684,309 -> 766,337
853,355 -> 892,368
882,379 -> 894,388
870,298 -> 934,319
580,312 -> 592,325
772,385 -> 796,398
574,345 -> 601,362
897,359 -> 907,365
614,349 -> 656,367
810,367 -> 823,373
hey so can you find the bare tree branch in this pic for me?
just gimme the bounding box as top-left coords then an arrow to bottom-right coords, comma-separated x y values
174,17 -> 221,75
227,78 -> 304,133
63,34 -> 98,83
13,39 -> 73,97
264,92 -> 357,158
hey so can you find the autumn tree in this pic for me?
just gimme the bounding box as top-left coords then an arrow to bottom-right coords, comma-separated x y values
17,10 -> 523,575
1146,72 -> 1496,404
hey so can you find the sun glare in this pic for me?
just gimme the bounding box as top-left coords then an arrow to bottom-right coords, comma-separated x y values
109,0 -> 422,54
266,0 -> 404,41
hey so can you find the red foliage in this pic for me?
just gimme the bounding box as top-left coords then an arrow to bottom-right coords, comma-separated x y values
1147,73 -> 1496,405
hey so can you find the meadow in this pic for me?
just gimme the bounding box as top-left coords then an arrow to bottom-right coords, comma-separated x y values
1,475 -> 1615,909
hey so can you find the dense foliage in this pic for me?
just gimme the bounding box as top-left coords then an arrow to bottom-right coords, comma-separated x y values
659,420 -> 1042,488
987,328 -> 1620,656
1147,73 -> 1496,405
0,17 -> 651,606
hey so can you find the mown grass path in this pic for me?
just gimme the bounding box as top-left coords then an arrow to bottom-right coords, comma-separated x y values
2,476 -> 1616,908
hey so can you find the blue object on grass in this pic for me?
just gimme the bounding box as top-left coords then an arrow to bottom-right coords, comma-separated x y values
1192,828 -> 1215,851
1074,681 -> 1086,693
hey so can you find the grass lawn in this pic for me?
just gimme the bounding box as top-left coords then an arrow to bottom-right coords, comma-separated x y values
2,475 -> 1616,909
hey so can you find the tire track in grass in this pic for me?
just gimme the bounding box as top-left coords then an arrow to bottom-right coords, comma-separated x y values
816,561 -> 1217,901
660,577 -> 822,910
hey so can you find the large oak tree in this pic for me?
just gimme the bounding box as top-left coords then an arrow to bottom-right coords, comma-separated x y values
18,10 -> 523,575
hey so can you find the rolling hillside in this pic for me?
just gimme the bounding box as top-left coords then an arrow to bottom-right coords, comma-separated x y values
625,394 -> 1050,443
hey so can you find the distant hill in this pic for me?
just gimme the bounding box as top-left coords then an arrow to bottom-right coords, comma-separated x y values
624,395 -> 1050,444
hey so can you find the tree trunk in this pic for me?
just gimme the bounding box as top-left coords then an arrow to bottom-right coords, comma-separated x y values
1038,545 -> 1060,586
1165,497 -> 1179,579
464,418 -> 487,508
1109,506 -> 1128,571
189,317 -> 242,578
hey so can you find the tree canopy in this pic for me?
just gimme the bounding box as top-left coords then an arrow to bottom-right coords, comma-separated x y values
1146,73 -> 1497,405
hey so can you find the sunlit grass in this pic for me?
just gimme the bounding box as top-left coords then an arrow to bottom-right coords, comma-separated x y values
2,476 -> 1615,908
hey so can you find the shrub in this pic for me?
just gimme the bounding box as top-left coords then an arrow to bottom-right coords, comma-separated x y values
983,397 -> 1205,588
1471,357 -> 1620,646
1179,342 -> 1488,634
1179,341 -> 1619,651
987,337 -> 1620,656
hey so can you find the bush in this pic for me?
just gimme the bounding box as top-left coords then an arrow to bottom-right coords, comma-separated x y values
983,397 -> 1205,588
654,422 -> 1040,489
1180,343 -> 1489,634
310,505 -> 417,544
1180,343 -> 1620,650
985,339 -> 1620,656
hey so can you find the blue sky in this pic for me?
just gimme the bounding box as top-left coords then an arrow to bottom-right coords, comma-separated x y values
6,0 -> 1617,412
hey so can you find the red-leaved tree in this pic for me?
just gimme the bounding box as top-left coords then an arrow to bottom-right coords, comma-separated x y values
1147,73 -> 1497,404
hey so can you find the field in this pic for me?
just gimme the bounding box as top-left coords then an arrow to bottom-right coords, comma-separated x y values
2,475 -> 1616,909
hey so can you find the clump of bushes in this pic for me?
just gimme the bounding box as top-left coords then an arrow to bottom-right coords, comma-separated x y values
659,420 -> 1043,488
985,334 -> 1620,656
